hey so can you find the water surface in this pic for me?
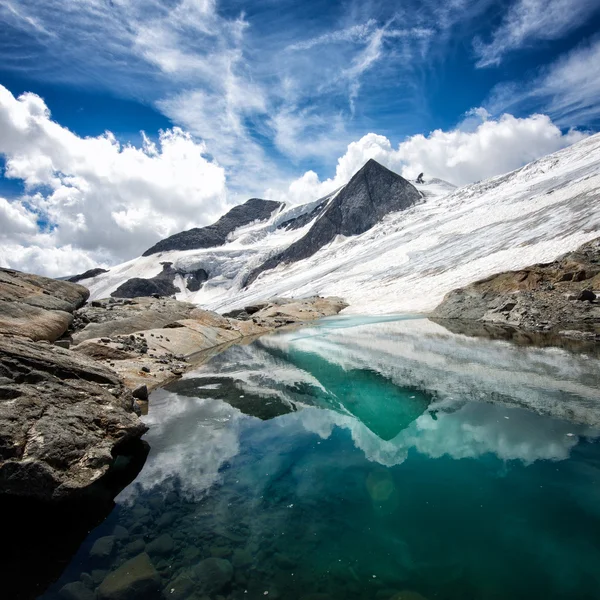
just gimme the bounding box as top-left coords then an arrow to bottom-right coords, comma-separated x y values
41,316 -> 600,600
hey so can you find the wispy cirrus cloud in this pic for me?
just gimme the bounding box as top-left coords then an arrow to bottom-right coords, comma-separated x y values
486,36 -> 600,127
474,0 -> 600,68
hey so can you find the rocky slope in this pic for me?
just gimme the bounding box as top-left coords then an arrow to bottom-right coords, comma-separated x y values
245,159 -> 422,285
142,197 -> 283,256
0,267 -> 89,341
432,237 -> 600,340
0,336 -> 147,501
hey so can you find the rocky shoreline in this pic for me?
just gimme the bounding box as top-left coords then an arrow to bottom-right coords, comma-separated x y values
0,266 -> 347,505
431,238 -> 600,342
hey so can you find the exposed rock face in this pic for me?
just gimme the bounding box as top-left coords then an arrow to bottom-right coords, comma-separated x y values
68,268 -> 109,283
72,296 -> 348,394
246,159 -> 421,285
0,268 -> 89,341
72,296 -> 221,344
432,238 -> 600,339
0,335 -> 147,501
142,198 -> 283,256
111,262 -> 209,299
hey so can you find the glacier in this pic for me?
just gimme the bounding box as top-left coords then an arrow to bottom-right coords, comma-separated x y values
84,133 -> 600,314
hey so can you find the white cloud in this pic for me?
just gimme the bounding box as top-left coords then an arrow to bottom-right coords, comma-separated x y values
474,0 -> 600,68
0,84 -> 228,275
286,20 -> 378,51
488,37 -> 600,128
272,110 -> 586,202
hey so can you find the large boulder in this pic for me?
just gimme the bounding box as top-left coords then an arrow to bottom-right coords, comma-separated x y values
0,335 -> 147,501
96,553 -> 161,600
72,297 -> 225,344
0,267 -> 89,341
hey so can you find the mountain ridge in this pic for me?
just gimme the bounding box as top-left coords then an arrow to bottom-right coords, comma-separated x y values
245,158 -> 422,285
78,135 -> 600,315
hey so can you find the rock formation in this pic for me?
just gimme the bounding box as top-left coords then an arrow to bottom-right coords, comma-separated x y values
0,267 -> 89,341
110,262 -> 208,299
0,335 -> 147,501
142,198 -> 283,256
68,268 -> 109,283
432,237 -> 600,340
245,159 -> 422,285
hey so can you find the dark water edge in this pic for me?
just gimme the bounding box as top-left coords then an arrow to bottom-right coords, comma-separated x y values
8,315 -> 600,600
1,439 -> 149,600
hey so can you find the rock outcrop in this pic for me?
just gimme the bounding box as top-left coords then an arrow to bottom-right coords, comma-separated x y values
71,296 -> 348,394
68,268 -> 109,283
110,262 -> 209,299
432,238 -> 600,340
0,335 -> 147,501
245,159 -> 422,285
0,268 -> 89,341
142,198 -> 283,256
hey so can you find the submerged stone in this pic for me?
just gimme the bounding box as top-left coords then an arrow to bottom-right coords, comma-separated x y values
89,536 -> 116,560
193,557 -> 233,594
146,533 -> 175,556
58,581 -> 96,600
96,552 -> 161,600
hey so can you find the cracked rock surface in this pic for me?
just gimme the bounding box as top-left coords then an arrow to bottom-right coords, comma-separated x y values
432,237 -> 600,340
0,335 -> 147,501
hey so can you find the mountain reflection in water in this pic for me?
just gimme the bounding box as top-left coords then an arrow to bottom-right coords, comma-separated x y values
39,316 -> 600,600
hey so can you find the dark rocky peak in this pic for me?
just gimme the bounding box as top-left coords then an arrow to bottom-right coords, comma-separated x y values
245,159 -> 421,286
111,262 -> 209,299
143,198 -> 284,256
67,267 -> 109,283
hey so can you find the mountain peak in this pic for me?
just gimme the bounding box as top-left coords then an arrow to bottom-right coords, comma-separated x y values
245,159 -> 421,285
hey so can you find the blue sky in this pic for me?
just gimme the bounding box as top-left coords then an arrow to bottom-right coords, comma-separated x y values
1,0 -> 599,275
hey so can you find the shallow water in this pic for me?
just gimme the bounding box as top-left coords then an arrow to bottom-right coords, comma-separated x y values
40,316 -> 600,600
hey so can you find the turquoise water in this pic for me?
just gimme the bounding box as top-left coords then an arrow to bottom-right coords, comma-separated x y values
40,316 -> 600,600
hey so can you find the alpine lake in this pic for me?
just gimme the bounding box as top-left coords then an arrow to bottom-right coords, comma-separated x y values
39,316 -> 600,600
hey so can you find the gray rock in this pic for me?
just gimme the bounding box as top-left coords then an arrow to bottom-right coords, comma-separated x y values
71,297 -> 217,344
143,198 -> 283,256
0,300 -> 73,342
232,548 -> 253,568
164,570 -> 196,600
68,268 -> 109,283
246,160 -> 421,285
113,525 -> 129,540
125,539 -> 146,556
96,553 -> 161,600
59,581 -> 96,600
0,335 -> 147,501
193,557 -> 233,594
146,533 -> 175,556
156,511 -> 176,528
90,535 -> 116,559
577,289 -> 596,302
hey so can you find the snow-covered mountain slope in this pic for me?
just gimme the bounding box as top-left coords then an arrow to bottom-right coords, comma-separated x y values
83,133 -> 600,314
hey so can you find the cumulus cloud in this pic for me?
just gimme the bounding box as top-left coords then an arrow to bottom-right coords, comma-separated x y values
0,84 -> 227,275
272,110 -> 586,203
474,0 -> 600,68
